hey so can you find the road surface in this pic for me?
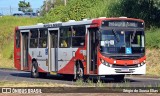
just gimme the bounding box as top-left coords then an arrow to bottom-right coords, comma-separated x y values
0,69 -> 160,87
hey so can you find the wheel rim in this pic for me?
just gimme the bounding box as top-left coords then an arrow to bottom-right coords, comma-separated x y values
78,68 -> 83,78
32,65 -> 37,75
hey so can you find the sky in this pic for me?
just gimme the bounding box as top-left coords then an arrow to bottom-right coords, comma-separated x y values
0,0 -> 44,15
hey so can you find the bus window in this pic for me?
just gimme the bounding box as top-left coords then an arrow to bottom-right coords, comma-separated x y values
59,27 -> 71,48
131,31 -> 144,47
30,29 -> 38,48
39,29 -> 48,48
16,30 -> 20,48
72,25 -> 85,47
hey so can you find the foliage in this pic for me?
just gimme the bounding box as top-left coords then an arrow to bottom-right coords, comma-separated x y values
18,1 -> 33,12
146,28 -> 160,48
0,16 -> 39,59
40,0 -> 116,23
40,0 -> 65,16
108,0 -> 160,27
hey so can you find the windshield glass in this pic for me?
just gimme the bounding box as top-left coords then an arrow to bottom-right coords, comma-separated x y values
100,30 -> 145,54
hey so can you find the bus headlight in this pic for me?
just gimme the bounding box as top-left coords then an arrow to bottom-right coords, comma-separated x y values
100,58 -> 110,67
140,61 -> 145,66
139,60 -> 145,67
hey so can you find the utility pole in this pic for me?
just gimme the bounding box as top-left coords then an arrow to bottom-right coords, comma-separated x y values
10,6 -> 12,15
64,0 -> 67,6
45,0 -> 48,11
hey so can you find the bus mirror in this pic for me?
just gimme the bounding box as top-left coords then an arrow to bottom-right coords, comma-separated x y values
98,31 -> 101,41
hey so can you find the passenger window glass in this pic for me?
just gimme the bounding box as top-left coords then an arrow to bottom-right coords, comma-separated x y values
59,27 -> 71,48
72,26 -> 85,36
16,30 -> 20,48
39,29 -> 48,48
30,29 -> 38,48
72,25 -> 85,47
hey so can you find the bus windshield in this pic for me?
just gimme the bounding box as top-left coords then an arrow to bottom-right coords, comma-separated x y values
100,30 -> 145,54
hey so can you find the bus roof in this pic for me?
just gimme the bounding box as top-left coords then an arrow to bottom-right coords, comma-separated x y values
18,17 -> 144,30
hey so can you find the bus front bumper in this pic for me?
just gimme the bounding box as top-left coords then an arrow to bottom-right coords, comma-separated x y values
98,63 -> 146,75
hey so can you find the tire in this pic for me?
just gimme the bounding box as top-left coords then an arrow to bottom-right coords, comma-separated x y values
31,61 -> 39,78
113,75 -> 125,82
74,62 -> 84,81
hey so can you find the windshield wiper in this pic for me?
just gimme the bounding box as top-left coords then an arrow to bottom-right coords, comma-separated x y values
112,29 -> 120,42
131,30 -> 136,42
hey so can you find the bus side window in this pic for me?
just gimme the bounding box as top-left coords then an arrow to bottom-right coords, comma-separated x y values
16,30 -> 20,48
39,29 -> 48,48
59,27 -> 71,48
72,25 -> 85,47
30,29 -> 38,48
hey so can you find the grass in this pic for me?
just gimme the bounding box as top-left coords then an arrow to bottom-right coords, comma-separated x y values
0,81 -> 74,87
0,16 -> 39,58
146,28 -> 160,49
146,49 -> 160,77
0,54 -> 14,69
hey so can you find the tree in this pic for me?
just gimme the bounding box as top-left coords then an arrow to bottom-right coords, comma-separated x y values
18,1 -> 33,12
108,0 -> 160,27
40,0 -> 67,16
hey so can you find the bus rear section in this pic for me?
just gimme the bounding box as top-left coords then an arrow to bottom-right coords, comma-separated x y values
14,27 -> 21,70
14,27 -> 31,71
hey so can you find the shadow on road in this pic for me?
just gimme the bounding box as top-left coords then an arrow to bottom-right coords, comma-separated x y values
10,72 -> 141,84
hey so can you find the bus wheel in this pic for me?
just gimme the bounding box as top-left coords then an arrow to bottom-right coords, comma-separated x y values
75,63 -> 84,80
31,61 -> 39,78
113,75 -> 125,82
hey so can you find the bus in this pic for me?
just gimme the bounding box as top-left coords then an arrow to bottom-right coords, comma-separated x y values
14,17 -> 146,81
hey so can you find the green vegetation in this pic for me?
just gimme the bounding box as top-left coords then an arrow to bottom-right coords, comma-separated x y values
0,16 -> 39,59
146,28 -> 160,49
41,0 -> 160,27
40,0 -> 117,23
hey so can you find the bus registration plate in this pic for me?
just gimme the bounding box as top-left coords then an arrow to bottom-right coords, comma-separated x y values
121,68 -> 129,72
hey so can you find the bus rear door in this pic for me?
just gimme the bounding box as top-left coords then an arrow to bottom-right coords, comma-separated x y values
20,30 -> 29,70
48,28 -> 59,72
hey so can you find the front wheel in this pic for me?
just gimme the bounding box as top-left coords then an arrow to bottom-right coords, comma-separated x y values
74,63 -> 84,80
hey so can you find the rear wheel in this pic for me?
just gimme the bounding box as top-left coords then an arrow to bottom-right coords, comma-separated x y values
31,61 -> 47,78
31,61 -> 39,78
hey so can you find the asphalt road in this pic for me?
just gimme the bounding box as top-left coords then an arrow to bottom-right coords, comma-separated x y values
0,69 -> 160,87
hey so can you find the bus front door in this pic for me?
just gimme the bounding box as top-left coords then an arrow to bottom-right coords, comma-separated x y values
87,28 -> 98,74
20,30 -> 29,70
48,29 -> 59,72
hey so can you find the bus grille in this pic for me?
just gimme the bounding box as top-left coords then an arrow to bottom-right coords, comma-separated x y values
112,64 -> 138,68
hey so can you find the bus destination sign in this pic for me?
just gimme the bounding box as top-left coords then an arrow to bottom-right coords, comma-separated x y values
102,20 -> 144,28
44,23 -> 62,28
